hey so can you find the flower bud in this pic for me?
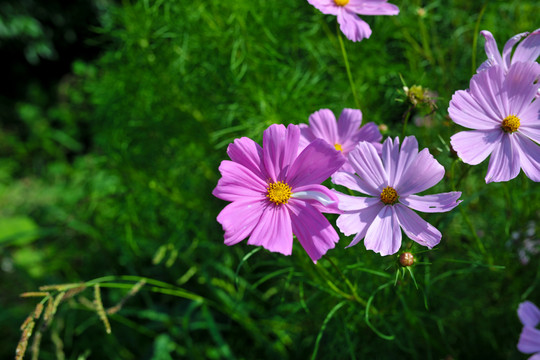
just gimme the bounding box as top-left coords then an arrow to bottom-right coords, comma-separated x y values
399,252 -> 414,267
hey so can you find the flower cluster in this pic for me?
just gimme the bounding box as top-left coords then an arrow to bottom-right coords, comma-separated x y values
214,117 -> 462,260
449,29 -> 540,183
213,21 -> 538,282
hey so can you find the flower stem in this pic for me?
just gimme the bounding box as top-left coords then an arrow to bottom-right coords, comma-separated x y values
401,105 -> 413,139
326,257 -> 372,310
337,24 -> 361,109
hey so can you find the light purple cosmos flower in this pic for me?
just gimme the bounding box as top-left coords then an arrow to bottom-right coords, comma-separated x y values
307,0 -> 399,42
478,28 -> 540,73
213,123 -> 345,263
299,108 -> 382,172
449,62 -> 540,183
332,136 -> 462,256
517,301 -> 540,359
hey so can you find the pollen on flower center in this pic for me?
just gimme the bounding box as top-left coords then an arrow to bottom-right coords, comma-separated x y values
501,115 -> 520,133
266,181 -> 292,205
380,186 -> 399,205
334,143 -> 343,152
334,0 -> 349,6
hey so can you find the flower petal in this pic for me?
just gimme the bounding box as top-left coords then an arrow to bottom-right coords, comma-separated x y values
248,204 -> 293,255
480,30 -> 504,69
502,31 -> 529,69
518,301 -> 540,327
505,62 -> 540,115
449,89 -> 501,130
333,191 -> 380,212
512,28 -> 540,64
399,192 -> 462,213
337,108 -> 362,143
450,129 -> 503,165
307,0 -> 340,16
388,136 -> 419,188
263,124 -> 300,182
217,200 -> 266,246
486,134 -> 521,183
292,184 -> 341,213
364,206 -> 402,256
213,160 -> 267,202
394,204 -> 441,249
331,170 -> 379,196
352,122 -> 382,145
519,97 -> 540,142
299,123 -> 316,154
336,198 -> 384,244
287,139 -> 344,188
337,8 -> 372,42
227,137 -> 267,180
514,133 -> 540,182
289,201 -> 340,263
347,0 -> 399,15
396,148 -> 445,196
382,137 -> 400,185
348,141 -> 387,191
518,326 -> 540,354
308,109 -> 339,145
469,65 -> 508,121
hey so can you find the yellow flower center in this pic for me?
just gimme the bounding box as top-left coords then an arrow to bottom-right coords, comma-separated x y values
334,0 -> 349,6
501,115 -> 520,133
380,186 -> 399,205
266,181 -> 292,205
334,143 -> 343,152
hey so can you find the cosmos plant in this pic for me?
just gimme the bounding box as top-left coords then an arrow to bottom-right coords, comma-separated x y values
332,137 -> 462,256
306,0 -> 399,42
449,62 -> 540,182
213,123 -> 345,263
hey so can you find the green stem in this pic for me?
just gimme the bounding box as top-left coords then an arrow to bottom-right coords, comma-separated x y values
326,257 -> 372,310
337,23 -> 361,109
401,106 -> 413,139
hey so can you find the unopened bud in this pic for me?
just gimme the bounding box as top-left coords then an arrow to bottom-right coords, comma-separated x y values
399,252 -> 414,267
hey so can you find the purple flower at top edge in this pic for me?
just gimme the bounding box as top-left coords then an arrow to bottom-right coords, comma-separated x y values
332,136 -> 462,256
449,62 -> 540,183
307,0 -> 399,42
517,301 -> 540,359
299,108 -> 382,173
478,28 -> 540,73
212,123 -> 345,263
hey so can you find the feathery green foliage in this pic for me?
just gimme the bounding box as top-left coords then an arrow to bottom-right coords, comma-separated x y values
1,0 -> 539,359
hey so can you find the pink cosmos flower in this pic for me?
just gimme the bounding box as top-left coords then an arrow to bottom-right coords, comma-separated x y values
332,137 -> 461,256
517,301 -> 540,359
213,123 -> 345,263
478,28 -> 540,73
307,0 -> 399,42
449,62 -> 540,183
299,108 -> 382,172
